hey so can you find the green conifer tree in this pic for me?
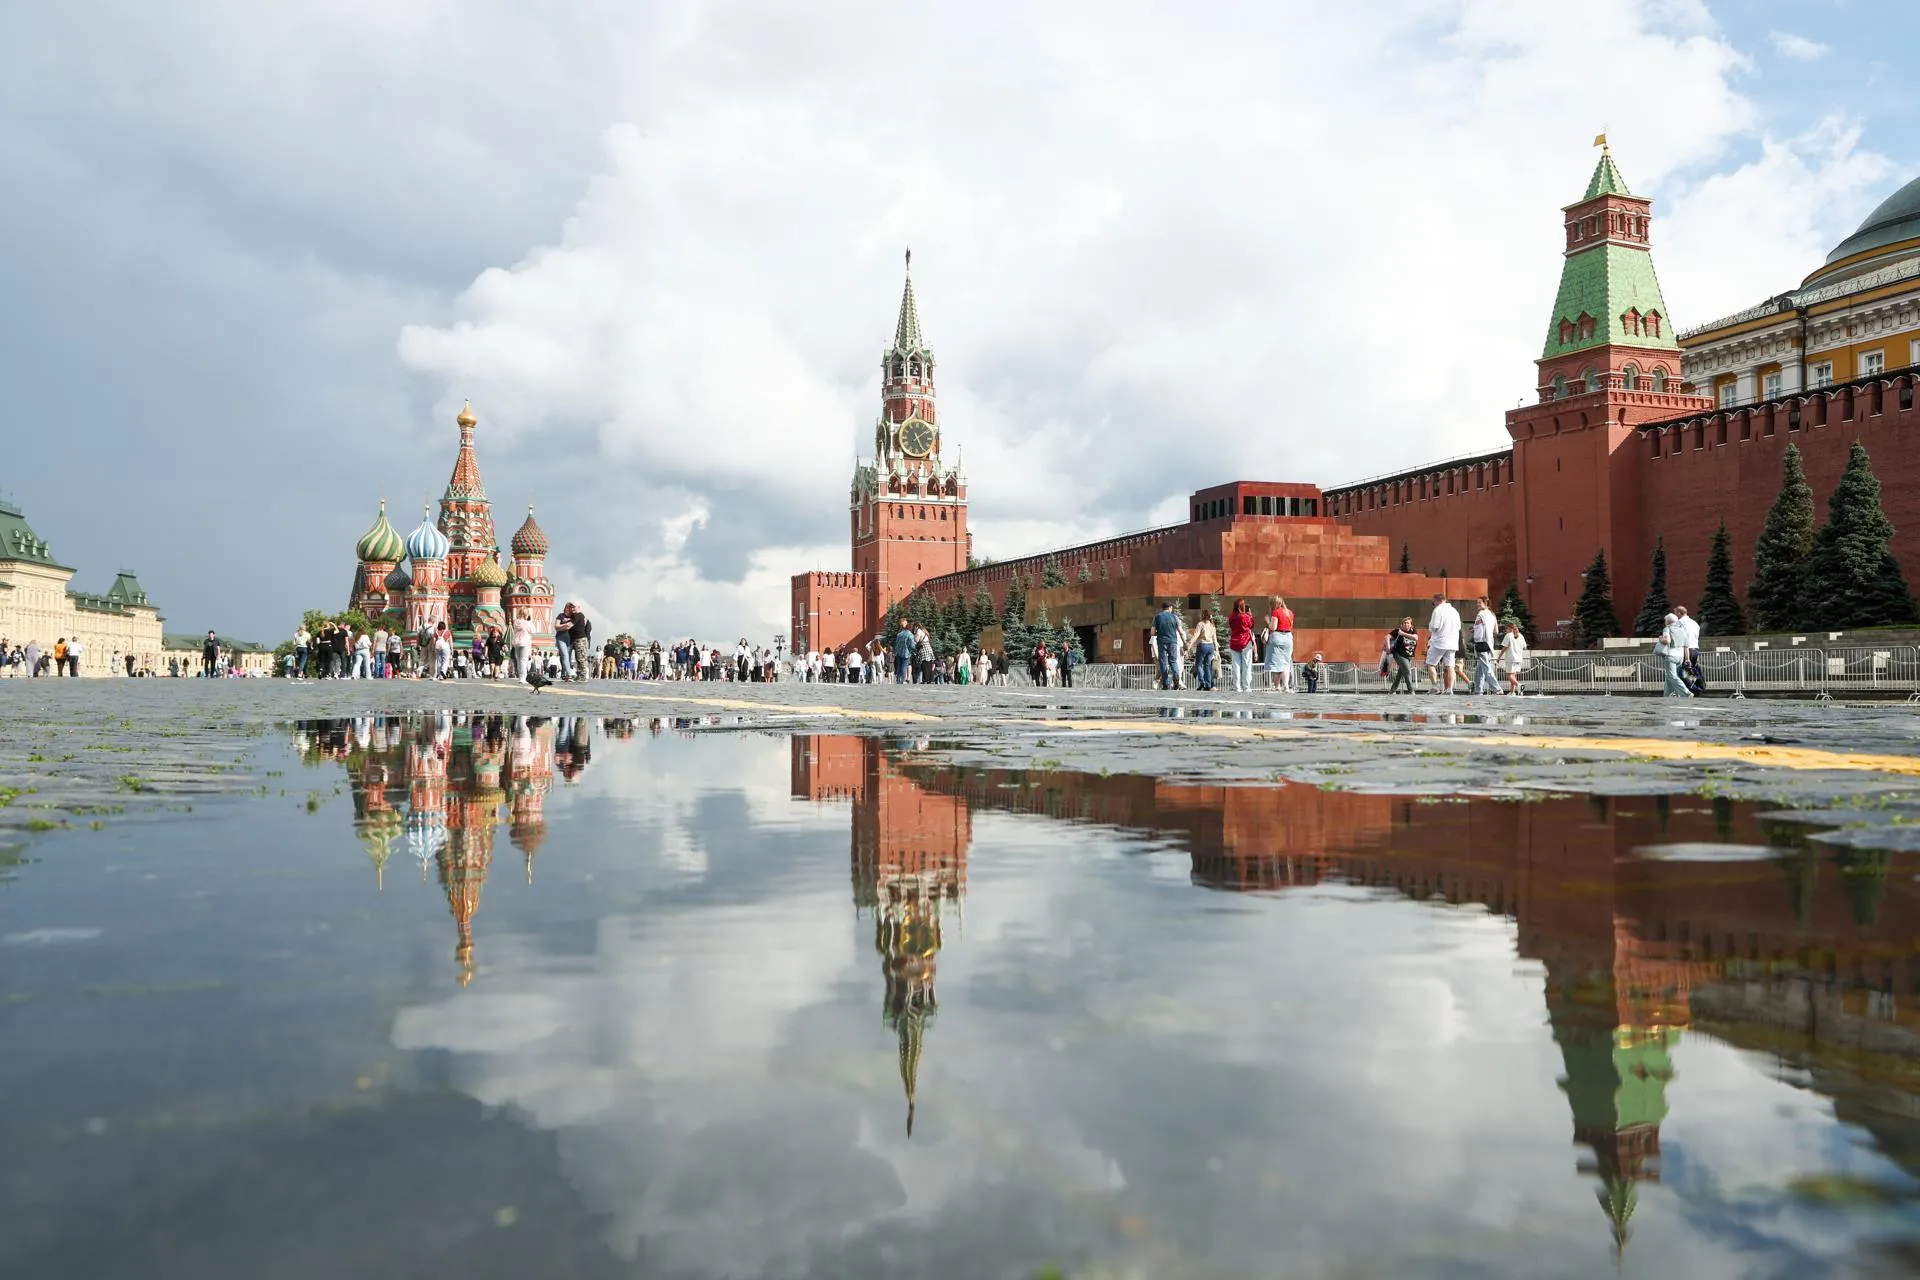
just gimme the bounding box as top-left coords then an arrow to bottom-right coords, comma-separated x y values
1696,521 -> 1745,637
1076,560 -> 1092,583
1749,444 -> 1815,631
1630,536 -> 1671,637
1496,582 -> 1536,645
1398,544 -> 1410,573
1572,550 -> 1619,646
1798,440 -> 1918,629
1001,575 -> 1028,634
880,598 -> 904,639
1056,620 -> 1086,665
1042,559 -> 1066,589
968,585 -> 996,642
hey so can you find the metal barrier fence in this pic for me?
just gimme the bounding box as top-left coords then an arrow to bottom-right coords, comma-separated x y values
998,647 -> 1920,697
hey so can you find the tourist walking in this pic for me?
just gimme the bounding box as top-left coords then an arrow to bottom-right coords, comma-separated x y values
1674,605 -> 1705,694
1226,599 -> 1254,692
1498,621 -> 1529,694
1192,611 -> 1218,691
1469,596 -> 1500,695
1265,596 -> 1295,691
1658,612 -> 1693,697
293,625 -> 311,679
1425,594 -> 1461,694
201,630 -> 219,679
1387,618 -> 1417,693
1153,602 -> 1183,691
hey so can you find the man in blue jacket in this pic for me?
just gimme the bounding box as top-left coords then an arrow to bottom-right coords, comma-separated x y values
894,625 -> 915,684
1153,603 -> 1183,691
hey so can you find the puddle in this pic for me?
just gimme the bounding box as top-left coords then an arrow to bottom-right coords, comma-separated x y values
2,715 -> 1918,1277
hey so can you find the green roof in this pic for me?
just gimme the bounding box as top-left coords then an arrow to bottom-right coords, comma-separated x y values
890,261 -> 928,356
1542,242 -> 1678,360
1584,150 -> 1631,199
0,497 -> 71,571
105,571 -> 153,608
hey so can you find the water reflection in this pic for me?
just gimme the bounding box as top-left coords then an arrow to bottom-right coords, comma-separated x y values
797,737 -> 1920,1261
294,714 -> 596,983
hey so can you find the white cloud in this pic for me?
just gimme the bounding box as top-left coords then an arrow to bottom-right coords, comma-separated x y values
1769,30 -> 1830,61
386,0 -> 1891,638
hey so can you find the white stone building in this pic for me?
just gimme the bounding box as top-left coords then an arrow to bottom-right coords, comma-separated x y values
0,495 -> 163,675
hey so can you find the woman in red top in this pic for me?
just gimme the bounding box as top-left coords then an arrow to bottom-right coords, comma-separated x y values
1266,595 -> 1295,691
1227,598 -> 1255,692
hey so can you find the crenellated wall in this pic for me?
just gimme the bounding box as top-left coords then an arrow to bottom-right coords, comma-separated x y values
1632,371 -> 1920,621
1322,451 -> 1519,596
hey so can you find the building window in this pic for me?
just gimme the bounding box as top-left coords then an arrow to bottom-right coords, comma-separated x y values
1910,338 -> 1920,369
1558,319 -> 1574,345
1623,363 -> 1639,390
1762,370 -> 1782,400
1583,367 -> 1598,393
1861,350 -> 1885,378
1716,381 -> 1736,408
1550,373 -> 1566,400
1810,361 -> 1833,389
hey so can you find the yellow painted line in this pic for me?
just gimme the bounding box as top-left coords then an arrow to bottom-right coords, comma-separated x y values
537,684 -> 940,723
1013,718 -> 1920,775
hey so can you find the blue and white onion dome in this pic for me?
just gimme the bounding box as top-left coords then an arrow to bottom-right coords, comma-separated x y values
405,506 -> 450,562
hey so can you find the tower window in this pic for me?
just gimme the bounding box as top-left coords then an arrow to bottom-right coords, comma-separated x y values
1644,311 -> 1661,337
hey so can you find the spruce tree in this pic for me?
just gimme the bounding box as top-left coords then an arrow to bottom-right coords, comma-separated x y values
1749,444 -> 1815,632
1798,440 -> 1918,629
1572,549 -> 1619,646
1001,575 -> 1028,635
1496,582 -> 1536,645
880,599 -> 904,639
968,585 -> 996,642
1696,521 -> 1745,637
1631,537 -> 1670,638
1398,544 -> 1410,573
1056,620 -> 1086,665
1042,559 -> 1066,588
1076,560 -> 1092,583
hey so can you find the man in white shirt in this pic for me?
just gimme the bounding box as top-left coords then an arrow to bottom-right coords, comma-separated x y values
1425,594 -> 1461,693
1469,596 -> 1501,695
1674,605 -> 1703,692
510,613 -> 534,678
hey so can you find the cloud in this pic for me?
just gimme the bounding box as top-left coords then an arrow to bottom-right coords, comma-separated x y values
1769,31 -> 1830,61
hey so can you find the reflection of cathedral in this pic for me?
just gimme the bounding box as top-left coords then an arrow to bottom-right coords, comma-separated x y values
826,744 -> 1920,1254
792,736 -> 970,1135
297,714 -> 580,984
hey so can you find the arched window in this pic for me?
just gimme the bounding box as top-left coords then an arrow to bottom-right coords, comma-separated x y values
1623,363 -> 1640,390
1559,319 -> 1574,345
1652,366 -> 1669,392
1583,367 -> 1599,393
1551,373 -> 1567,400
891,358 -> 904,378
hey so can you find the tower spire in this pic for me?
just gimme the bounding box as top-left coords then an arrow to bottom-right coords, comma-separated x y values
893,251 -> 925,354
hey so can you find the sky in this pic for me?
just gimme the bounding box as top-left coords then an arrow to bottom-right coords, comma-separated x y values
2,0 -> 1916,644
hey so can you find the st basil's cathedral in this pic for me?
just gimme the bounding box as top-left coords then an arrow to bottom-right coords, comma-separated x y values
345,402 -> 557,646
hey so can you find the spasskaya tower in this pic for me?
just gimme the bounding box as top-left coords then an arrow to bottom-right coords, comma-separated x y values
791,252 -> 970,655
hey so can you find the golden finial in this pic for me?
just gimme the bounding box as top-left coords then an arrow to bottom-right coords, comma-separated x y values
1594,131 -> 1608,152
456,400 -> 477,429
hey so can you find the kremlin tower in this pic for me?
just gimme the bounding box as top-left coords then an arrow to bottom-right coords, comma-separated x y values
352,402 -> 556,647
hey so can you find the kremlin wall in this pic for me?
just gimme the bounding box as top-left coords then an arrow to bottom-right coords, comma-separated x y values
797,148 -> 1920,658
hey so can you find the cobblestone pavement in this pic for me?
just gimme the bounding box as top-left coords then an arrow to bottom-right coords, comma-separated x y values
6,677 -> 1920,854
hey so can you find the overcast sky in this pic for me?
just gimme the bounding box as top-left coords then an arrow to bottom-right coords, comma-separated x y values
2,0 -> 1914,643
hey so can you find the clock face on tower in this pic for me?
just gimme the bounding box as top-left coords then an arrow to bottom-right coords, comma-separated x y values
900,418 -> 935,458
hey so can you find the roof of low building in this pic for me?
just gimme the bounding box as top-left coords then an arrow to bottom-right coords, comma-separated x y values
0,497 -> 72,571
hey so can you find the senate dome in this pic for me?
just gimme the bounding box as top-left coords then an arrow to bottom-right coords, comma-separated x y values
511,505 -> 549,557
1812,174 -> 1920,283
354,500 -> 406,564
404,510 -> 450,562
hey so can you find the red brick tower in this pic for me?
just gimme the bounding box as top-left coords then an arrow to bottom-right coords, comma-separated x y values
1506,142 -> 1712,628
851,252 -> 970,623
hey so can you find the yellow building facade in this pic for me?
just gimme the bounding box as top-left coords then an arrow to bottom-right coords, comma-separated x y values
0,496 -> 163,674
1681,174 -> 1920,403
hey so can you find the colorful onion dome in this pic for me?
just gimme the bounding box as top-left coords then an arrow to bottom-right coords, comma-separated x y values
511,505 -> 549,557
405,507 -> 450,561
385,561 -> 412,592
355,499 -> 406,563
470,554 -> 508,588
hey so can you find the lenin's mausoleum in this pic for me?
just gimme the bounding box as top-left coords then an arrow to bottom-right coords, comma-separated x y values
794,147 -> 1920,662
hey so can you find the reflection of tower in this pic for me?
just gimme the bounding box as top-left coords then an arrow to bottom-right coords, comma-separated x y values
797,735 -> 970,1136
507,716 -> 556,883
440,720 -> 505,985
